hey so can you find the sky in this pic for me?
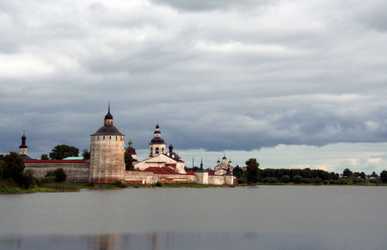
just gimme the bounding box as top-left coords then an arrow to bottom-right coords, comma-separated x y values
1,0 -> 387,173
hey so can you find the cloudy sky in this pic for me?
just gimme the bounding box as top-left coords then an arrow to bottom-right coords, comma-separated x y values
1,0 -> 387,173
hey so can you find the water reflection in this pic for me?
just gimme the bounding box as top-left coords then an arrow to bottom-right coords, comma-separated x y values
1,232 -> 386,250
87,234 -> 120,250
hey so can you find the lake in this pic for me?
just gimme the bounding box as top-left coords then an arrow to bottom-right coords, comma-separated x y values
0,186 -> 386,250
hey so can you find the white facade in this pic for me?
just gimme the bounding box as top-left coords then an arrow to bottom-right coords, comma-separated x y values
149,143 -> 167,157
134,154 -> 186,174
214,156 -> 234,176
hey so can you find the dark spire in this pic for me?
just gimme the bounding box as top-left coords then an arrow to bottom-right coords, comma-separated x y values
19,132 -> 27,149
105,102 -> 113,120
200,158 -> 204,170
104,102 -> 113,126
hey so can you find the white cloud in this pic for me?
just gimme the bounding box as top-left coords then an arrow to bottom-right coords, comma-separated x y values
0,53 -> 54,78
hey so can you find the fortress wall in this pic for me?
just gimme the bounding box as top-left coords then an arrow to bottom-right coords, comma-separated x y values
195,172 -> 209,185
24,161 -> 89,182
155,174 -> 196,184
124,171 -> 197,185
208,175 -> 235,186
124,171 -> 156,185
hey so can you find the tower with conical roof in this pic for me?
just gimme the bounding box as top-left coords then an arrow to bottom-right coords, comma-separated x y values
19,132 -> 28,156
149,124 -> 167,157
89,105 -> 125,183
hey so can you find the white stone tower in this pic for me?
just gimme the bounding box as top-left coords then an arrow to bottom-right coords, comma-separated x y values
149,124 -> 167,157
89,105 -> 125,183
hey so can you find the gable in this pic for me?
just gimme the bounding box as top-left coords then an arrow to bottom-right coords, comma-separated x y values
139,154 -> 178,164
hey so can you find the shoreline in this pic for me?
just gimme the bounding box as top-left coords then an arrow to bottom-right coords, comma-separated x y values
1,182 -> 387,194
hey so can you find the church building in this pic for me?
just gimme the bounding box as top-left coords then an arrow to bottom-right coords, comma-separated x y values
134,125 -> 186,174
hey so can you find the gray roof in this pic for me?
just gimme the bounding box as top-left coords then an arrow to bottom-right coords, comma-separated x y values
91,125 -> 124,136
20,154 -> 33,160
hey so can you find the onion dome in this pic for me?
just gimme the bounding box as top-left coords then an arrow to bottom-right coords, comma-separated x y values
149,124 -> 165,145
91,105 -> 124,136
126,141 -> 137,155
126,146 -> 136,155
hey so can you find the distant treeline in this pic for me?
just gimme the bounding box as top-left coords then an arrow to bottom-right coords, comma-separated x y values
232,158 -> 387,185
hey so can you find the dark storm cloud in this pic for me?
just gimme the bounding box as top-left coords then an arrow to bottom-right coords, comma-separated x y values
1,0 -> 387,156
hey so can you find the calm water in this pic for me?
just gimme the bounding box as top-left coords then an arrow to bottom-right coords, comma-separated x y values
0,186 -> 386,250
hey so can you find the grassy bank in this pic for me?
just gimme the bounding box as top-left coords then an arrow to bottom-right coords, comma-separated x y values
0,180 -> 89,194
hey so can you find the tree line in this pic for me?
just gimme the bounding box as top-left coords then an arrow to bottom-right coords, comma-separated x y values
234,158 -> 387,185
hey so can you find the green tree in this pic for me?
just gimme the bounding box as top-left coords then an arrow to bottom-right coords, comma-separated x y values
82,149 -> 90,160
20,170 -> 35,189
371,171 -> 379,178
380,170 -> 387,183
0,155 -> 5,179
280,175 -> 290,183
292,175 -> 303,184
343,168 -> 353,177
40,154 -> 49,160
124,142 -> 136,170
246,158 -> 259,185
49,145 -> 79,160
53,168 -> 67,182
233,165 -> 244,179
2,152 -> 25,183
125,154 -> 134,170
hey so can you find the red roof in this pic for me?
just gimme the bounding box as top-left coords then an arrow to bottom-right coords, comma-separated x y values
24,160 -> 87,164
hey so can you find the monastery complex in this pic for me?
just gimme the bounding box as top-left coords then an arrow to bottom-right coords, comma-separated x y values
19,107 -> 235,186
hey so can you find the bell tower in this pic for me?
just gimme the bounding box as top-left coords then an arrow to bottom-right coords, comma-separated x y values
149,124 -> 167,157
19,132 -> 28,156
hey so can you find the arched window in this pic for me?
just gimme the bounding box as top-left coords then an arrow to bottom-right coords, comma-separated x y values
155,147 -> 159,155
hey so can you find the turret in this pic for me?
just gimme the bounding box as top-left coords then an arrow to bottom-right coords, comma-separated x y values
19,132 -> 28,156
89,104 -> 125,184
